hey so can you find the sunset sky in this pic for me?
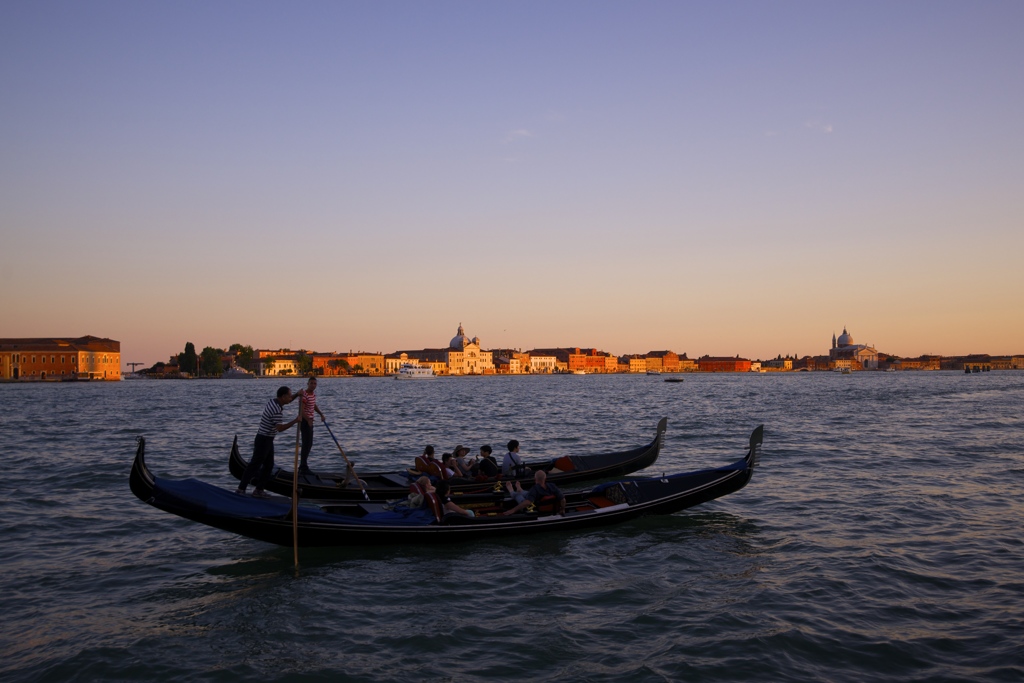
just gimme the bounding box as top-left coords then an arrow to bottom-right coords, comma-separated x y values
2,2 -> 1022,366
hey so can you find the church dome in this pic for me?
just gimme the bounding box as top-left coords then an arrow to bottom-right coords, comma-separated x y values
837,328 -> 854,347
450,324 -> 469,349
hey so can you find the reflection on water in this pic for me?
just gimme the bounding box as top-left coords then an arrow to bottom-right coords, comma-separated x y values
2,372 -> 1023,682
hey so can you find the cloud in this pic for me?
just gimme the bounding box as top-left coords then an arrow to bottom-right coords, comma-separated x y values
503,129 -> 534,143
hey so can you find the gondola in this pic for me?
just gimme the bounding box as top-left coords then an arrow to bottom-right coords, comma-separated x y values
227,418 -> 668,501
129,425 -> 764,547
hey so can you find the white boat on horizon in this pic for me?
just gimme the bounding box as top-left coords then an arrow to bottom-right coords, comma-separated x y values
395,363 -> 435,379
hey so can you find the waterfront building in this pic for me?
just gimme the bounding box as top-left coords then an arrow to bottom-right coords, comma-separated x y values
829,328 -> 878,370
697,356 -> 753,373
255,354 -> 299,376
764,356 -> 794,371
0,336 -> 121,381
396,324 -> 493,376
489,349 -> 530,375
528,354 -> 557,374
627,356 -> 648,373
646,351 -> 680,372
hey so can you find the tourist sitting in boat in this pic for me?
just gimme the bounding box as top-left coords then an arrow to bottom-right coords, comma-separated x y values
408,476 -> 434,508
441,453 -> 473,483
453,445 -> 476,477
503,470 -> 565,516
414,446 -> 442,478
502,440 -> 532,478
476,445 -> 499,479
434,481 -> 475,518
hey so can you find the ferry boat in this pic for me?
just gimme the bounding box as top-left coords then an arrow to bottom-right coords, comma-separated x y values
395,363 -> 435,379
223,367 -> 255,379
572,370 -> 587,375
646,369 -> 661,375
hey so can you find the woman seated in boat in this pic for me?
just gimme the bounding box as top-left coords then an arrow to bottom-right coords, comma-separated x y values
413,446 -> 443,478
434,481 -> 475,518
453,445 -> 476,477
408,476 -> 434,508
503,470 -> 565,516
441,453 -> 473,483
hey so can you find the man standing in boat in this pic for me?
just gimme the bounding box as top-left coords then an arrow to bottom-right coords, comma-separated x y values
297,376 -> 326,474
236,386 -> 301,498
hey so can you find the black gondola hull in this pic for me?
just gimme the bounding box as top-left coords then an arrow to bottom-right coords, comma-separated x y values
130,425 -> 763,547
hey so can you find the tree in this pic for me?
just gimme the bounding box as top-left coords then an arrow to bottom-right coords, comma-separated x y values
263,358 -> 276,376
329,358 -> 351,375
201,347 -> 225,376
178,342 -> 198,377
297,352 -> 313,376
229,343 -> 254,370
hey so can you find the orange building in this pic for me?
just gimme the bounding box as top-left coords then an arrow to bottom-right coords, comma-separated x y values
697,356 -> 752,373
0,336 -> 121,381
646,351 -> 680,372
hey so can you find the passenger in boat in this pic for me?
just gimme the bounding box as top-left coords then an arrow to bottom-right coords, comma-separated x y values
236,386 -> 301,498
297,376 -> 326,474
414,446 -> 442,478
408,476 -> 434,508
435,481 -> 475,518
502,440 -> 531,478
453,445 -> 476,477
476,445 -> 499,479
441,453 -> 473,483
503,470 -> 565,516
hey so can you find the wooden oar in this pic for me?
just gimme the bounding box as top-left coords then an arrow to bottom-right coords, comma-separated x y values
291,395 -> 302,574
322,418 -> 370,501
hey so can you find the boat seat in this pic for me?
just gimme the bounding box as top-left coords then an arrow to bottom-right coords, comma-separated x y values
382,473 -> 412,487
587,495 -> 618,508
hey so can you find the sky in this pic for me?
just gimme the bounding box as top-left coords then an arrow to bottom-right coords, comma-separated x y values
2,1 -> 1023,366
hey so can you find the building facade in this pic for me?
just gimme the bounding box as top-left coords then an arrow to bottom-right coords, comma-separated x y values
829,328 -> 878,370
0,336 -> 121,381
697,356 -> 753,373
396,324 -> 493,376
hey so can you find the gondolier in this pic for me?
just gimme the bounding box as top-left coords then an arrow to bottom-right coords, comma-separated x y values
235,386 -> 300,498
297,376 -> 326,474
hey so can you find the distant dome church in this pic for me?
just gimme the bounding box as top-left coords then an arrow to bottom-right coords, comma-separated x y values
830,327 -> 878,370
392,323 -> 493,375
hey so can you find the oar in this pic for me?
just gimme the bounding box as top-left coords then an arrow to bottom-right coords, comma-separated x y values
322,418 -> 370,501
291,395 -> 302,574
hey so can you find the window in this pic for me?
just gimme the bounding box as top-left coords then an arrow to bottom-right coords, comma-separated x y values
32,356 -> 36,363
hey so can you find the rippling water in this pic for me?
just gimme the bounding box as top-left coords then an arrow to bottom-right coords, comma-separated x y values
2,372 -> 1023,682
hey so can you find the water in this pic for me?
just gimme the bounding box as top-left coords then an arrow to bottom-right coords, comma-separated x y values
2,373 -> 1022,682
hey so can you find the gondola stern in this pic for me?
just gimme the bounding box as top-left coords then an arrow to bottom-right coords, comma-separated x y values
745,425 -> 764,469
228,435 -> 247,481
129,436 -> 157,503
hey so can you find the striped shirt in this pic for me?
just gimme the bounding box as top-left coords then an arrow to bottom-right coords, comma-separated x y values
300,389 -> 317,420
257,398 -> 284,438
